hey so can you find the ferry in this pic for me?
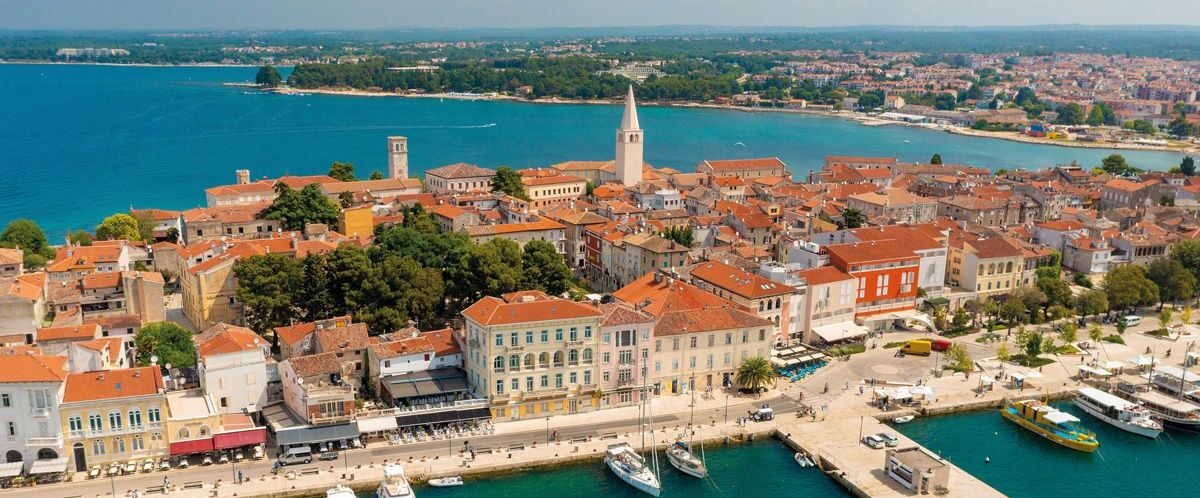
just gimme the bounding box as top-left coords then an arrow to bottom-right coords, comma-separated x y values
377,464 -> 415,498
605,443 -> 662,497
666,440 -> 707,478
999,399 -> 1099,452
1116,381 -> 1200,432
1073,388 -> 1163,439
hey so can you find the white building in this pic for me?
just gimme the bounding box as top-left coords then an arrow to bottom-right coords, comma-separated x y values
615,85 -> 644,187
195,324 -> 271,415
0,355 -> 68,473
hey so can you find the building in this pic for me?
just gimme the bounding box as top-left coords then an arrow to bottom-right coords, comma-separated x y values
273,315 -> 352,361
845,189 -> 938,224
690,260 -> 801,341
791,266 -> 864,345
320,178 -> 422,200
425,163 -> 496,194
1099,178 -> 1162,211
615,85 -> 644,187
611,271 -> 734,318
76,271 -> 165,324
885,447 -> 950,495
461,291 -> 604,420
388,136 -> 409,179
0,355 -> 68,473
465,218 -> 567,253
0,273 -> 45,340
522,174 -> 588,210
947,233 -> 1026,298
338,205 -> 374,239
0,248 -> 23,278
60,367 -> 167,472
180,202 -> 277,244
46,243 -> 132,284
825,240 -> 928,332
696,157 -> 787,180
596,303 -> 655,409
277,353 -> 357,425
195,323 -> 271,415
651,306 -> 773,394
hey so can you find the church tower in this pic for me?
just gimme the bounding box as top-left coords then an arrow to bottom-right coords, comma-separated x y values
615,85 -> 643,187
387,136 -> 409,179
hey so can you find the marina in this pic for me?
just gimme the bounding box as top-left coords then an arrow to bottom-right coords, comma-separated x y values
1072,387 -> 1163,439
999,399 -> 1099,452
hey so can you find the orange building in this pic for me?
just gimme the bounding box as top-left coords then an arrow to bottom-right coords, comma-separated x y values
824,240 -> 925,332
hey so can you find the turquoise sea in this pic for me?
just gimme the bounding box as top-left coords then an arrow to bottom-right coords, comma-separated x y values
0,64 -> 1188,238
351,441 -> 849,498
896,402 -> 1200,498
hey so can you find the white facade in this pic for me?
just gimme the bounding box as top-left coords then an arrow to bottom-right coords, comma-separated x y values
615,85 -> 643,187
199,348 -> 269,415
0,380 -> 65,471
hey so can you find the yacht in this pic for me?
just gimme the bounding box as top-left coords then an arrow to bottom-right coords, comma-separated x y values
1116,381 -> 1200,432
605,443 -> 662,497
1073,388 -> 1163,439
377,464 -> 416,498
1000,399 -> 1099,452
326,484 -> 356,498
666,440 -> 707,478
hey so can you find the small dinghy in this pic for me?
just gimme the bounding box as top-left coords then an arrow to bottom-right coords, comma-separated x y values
794,453 -> 815,468
428,476 -> 464,487
892,415 -> 915,424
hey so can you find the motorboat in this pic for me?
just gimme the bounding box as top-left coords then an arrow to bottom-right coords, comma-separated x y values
666,440 -> 707,478
326,484 -> 356,498
604,443 -> 661,497
377,464 -> 415,498
794,453 -> 815,468
1000,399 -> 1099,452
1074,387 -> 1163,439
892,415 -> 915,424
1116,381 -> 1200,432
428,476 -> 464,487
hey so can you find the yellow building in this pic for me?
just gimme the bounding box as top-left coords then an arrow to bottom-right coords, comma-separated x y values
338,205 -> 374,240
947,233 -> 1026,300
180,245 -> 254,330
60,367 -> 167,471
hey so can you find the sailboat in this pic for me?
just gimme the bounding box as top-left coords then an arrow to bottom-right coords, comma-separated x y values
667,377 -> 708,478
605,363 -> 662,496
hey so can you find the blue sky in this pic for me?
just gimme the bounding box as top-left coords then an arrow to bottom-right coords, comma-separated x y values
2,0 -> 1198,30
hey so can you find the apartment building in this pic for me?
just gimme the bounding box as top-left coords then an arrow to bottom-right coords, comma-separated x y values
60,367 -> 167,471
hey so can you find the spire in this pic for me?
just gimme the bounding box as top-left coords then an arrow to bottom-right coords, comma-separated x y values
620,85 -> 640,130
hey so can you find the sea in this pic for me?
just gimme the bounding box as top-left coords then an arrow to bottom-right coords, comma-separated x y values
0,63 -> 1189,239
348,441 -> 850,498
895,401 -> 1200,498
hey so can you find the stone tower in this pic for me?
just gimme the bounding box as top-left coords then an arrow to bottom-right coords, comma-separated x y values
615,85 -> 643,187
235,169 -> 250,185
387,136 -> 409,179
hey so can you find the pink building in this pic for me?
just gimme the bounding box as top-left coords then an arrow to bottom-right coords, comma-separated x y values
597,303 -> 656,409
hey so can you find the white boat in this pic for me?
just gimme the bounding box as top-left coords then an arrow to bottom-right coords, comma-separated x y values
326,484 -> 356,498
605,443 -> 661,497
377,464 -> 416,498
793,452 -> 815,468
428,476 -> 463,487
666,440 -> 707,478
1074,387 -> 1163,438
892,415 -> 915,424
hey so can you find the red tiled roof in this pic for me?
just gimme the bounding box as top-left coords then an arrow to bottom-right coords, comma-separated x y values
654,306 -> 772,335
63,367 -> 163,403
462,295 -> 601,326
701,157 -> 786,172
691,260 -> 796,299
0,355 -> 67,383
37,323 -> 101,342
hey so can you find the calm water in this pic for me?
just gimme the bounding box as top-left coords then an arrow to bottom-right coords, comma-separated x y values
0,64 -> 1186,237
351,441 -> 849,498
896,402 -> 1200,498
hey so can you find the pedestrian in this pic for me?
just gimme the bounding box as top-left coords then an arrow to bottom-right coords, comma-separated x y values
237,470 -> 243,484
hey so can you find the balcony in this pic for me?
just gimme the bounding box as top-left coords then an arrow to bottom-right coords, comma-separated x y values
25,435 -> 63,447
29,407 -> 51,418
309,413 -> 354,426
84,422 -> 162,438
565,340 -> 584,347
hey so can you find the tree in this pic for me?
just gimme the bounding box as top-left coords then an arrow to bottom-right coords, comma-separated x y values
946,344 -> 973,373
133,322 -> 196,368
999,298 -> 1027,328
297,254 -> 334,321
164,227 -> 180,244
1181,156 -> 1196,177
735,356 -> 775,394
1037,276 -> 1072,310
1074,289 -> 1110,320
1100,154 -> 1139,175
369,170 -> 385,180
1183,306 -> 1194,326
931,304 -> 948,331
1024,332 -> 1043,358
1088,323 -> 1103,343
1056,102 -> 1084,125
338,191 -> 354,208
1147,257 -> 1196,306
259,183 -> 340,231
0,219 -> 49,256
1103,264 -> 1159,311
1116,317 -> 1129,335
1059,323 -> 1078,343
493,166 -> 528,200
930,153 -> 942,165
454,238 -> 525,302
996,342 -> 1011,362
661,226 -> 694,247
1172,239 -> 1200,284
1086,105 -> 1107,126
255,65 -> 282,88
355,254 -> 445,334
1159,307 -> 1175,331
67,229 -> 93,246
841,208 -> 865,229
933,93 -> 957,111
95,213 -> 142,241
328,161 -> 356,182
521,240 -> 573,296
233,254 -> 303,333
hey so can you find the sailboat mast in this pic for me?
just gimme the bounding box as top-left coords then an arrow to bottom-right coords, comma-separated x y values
689,373 -> 696,446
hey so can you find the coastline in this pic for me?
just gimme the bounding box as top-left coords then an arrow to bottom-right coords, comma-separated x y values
1,60 -> 261,68
252,85 -> 1196,156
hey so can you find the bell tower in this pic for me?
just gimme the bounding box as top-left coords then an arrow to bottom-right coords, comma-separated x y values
615,85 -> 643,187
387,136 -> 408,179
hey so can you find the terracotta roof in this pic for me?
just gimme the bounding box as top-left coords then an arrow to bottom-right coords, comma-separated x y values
274,322 -> 318,346
286,352 -> 342,378
611,272 -> 736,317
369,336 -> 435,359
81,271 -> 122,289
826,156 -> 897,165
825,240 -> 921,265
700,157 -> 786,172
37,323 -> 101,342
314,323 -> 370,353
598,302 -> 655,327
465,219 -> 564,237
420,328 -> 460,356
0,355 -> 67,383
1,273 -> 44,301
196,323 -> 266,357
75,337 -> 125,364
84,314 -> 141,329
848,188 -> 935,207
130,208 -> 181,221
793,266 -> 856,286
63,366 -> 163,403
461,295 -> 602,326
47,245 -> 125,272
691,260 -> 796,299
0,248 -> 22,265
848,225 -> 943,251
522,174 -> 587,187
426,162 -> 495,179
1036,219 -> 1087,231
321,178 -> 422,194
654,306 -> 772,336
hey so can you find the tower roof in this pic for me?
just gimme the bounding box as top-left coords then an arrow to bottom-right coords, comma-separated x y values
620,85 -> 640,130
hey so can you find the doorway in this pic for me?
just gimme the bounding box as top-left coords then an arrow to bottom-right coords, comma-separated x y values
72,443 -> 86,472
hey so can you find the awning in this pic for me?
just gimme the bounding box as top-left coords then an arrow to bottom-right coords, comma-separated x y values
213,428 -> 267,450
383,368 -> 472,400
28,457 -> 68,474
1044,411 -> 1080,424
0,462 -> 21,477
812,322 -> 869,342
1128,355 -> 1158,367
356,416 -> 398,433
275,423 -> 360,448
396,407 -> 490,428
1102,361 -> 1126,370
910,386 -> 936,396
860,309 -> 936,330
1078,365 -> 1113,377
980,375 -> 996,384
170,438 -> 214,456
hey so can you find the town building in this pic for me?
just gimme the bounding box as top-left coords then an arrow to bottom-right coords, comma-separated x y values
425,162 -> 496,194
596,303 -> 655,409
825,240 -> 929,332
615,85 -> 644,186
195,323 -> 272,415
651,306 -> 773,394
0,355 -> 68,473
465,218 -> 567,253
696,157 -> 787,180
690,260 -> 802,341
60,367 -> 167,472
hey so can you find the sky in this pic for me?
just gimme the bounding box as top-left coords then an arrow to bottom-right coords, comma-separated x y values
3,0 -> 1199,30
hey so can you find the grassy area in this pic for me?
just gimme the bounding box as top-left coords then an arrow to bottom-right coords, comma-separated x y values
1102,334 -> 1126,344
883,341 -> 907,349
826,344 -> 867,357
1146,329 -> 1171,338
1009,354 -> 1056,367
940,327 -> 975,338
1049,344 -> 1081,355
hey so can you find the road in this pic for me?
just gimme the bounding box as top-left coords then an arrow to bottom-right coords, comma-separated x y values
3,394 -> 802,498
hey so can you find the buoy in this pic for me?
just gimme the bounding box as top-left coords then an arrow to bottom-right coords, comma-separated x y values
985,457 -> 990,464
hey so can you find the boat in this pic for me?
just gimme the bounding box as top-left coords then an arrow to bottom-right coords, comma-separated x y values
326,485 -> 356,498
1073,387 -> 1163,439
892,415 -> 915,424
428,476 -> 464,487
999,399 -> 1099,452
666,440 -> 707,478
377,464 -> 416,498
605,443 -> 662,497
793,452 -> 815,468
1116,381 -> 1200,432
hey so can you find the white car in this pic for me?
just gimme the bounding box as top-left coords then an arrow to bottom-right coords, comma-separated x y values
1123,315 -> 1142,326
876,432 -> 900,447
861,434 -> 886,449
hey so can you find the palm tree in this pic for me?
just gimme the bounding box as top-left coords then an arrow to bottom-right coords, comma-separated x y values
736,357 -> 775,396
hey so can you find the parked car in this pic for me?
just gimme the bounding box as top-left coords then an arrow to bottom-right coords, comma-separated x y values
861,434 -> 886,449
876,432 -> 900,447
277,446 -> 313,466
1122,315 -> 1142,327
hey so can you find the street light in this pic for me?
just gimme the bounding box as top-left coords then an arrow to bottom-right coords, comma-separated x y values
545,416 -> 551,443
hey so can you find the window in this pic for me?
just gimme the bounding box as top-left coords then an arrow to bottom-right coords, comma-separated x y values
5,421 -> 13,437
108,411 -> 123,429
178,428 -> 190,439
526,377 -> 534,391
88,414 -> 102,432
724,352 -> 732,365
113,437 -> 125,453
568,349 -> 579,366
569,327 -> 578,341
602,352 -> 611,364
689,356 -> 696,369
495,334 -> 503,347
509,355 -> 520,370
541,330 -> 549,343
510,332 -> 518,347
725,332 -> 733,345
0,394 -> 8,407
603,332 -> 611,344
493,356 -> 504,371
68,416 -> 83,433
128,409 -> 142,428
582,348 -> 593,364
132,435 -> 145,451
540,375 -> 549,388
526,331 -> 534,344
495,380 -> 504,394
538,352 -> 550,367
92,439 -> 106,456
672,338 -> 680,351
584,326 -> 592,339
555,373 -> 563,388
708,334 -> 715,347
555,329 -> 563,341
584,370 -> 592,384
511,378 -> 519,391
569,372 -> 577,384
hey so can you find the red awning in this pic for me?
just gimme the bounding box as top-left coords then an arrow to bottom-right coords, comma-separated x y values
169,438 -> 214,456
213,428 -> 267,450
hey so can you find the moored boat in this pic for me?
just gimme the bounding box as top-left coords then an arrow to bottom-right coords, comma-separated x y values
605,443 -> 662,497
1116,381 -> 1200,432
793,452 -> 815,468
377,464 -> 415,498
999,399 -> 1099,452
326,484 -> 356,498
428,476 -> 463,487
892,415 -> 915,424
1073,387 -> 1163,439
666,440 -> 707,478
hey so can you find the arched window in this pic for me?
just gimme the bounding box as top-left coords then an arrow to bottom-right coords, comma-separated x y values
988,263 -> 996,275
582,348 -> 593,364
553,351 -> 564,367
758,301 -> 765,312
128,408 -> 142,428
4,450 -> 21,463
178,428 -> 190,440
1005,261 -> 1013,273
36,448 -> 57,460
509,355 -> 520,370
493,356 -> 504,371
775,297 -> 782,310
978,264 -> 984,275
523,353 -> 535,369
538,352 -> 550,367
568,349 -> 579,366
199,426 -> 210,437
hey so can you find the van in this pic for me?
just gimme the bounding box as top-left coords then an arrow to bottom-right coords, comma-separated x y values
931,339 -> 952,352
1122,315 -> 1141,327
278,446 -> 312,466
900,339 -> 932,356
